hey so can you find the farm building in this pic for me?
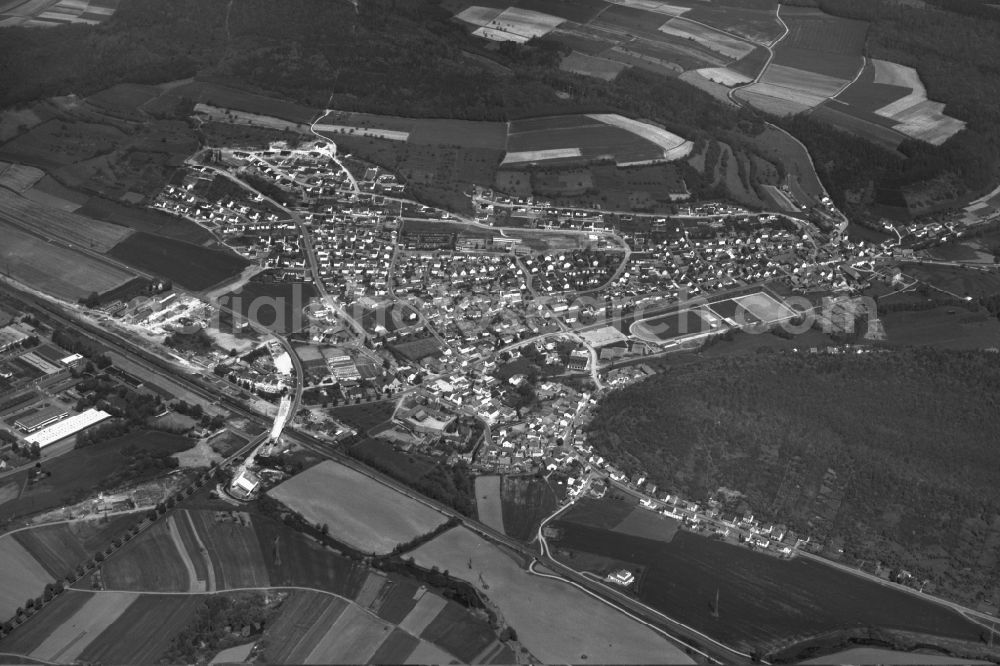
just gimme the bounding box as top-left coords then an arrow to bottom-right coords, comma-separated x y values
24,408 -> 112,448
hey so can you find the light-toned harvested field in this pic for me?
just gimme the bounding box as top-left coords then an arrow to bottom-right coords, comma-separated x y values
405,640 -> 456,664
268,460 -> 448,555
475,475 -> 504,533
455,5 -> 504,26
586,113 -> 693,161
210,641 -> 255,664
502,148 -> 582,164
696,67 -> 752,87
412,526 -> 694,664
473,6 -> 564,42
398,591 -> 447,636
0,535 -> 54,618
304,603 -> 393,665
890,100 -> 966,146
0,187 -> 132,251
313,124 -> 409,141
0,162 -> 45,192
29,591 -> 138,663
872,59 -> 923,90
560,51 -> 628,81
658,18 -> 755,60
606,0 -> 689,16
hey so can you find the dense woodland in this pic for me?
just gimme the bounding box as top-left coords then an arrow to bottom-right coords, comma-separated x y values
586,350 -> 1000,605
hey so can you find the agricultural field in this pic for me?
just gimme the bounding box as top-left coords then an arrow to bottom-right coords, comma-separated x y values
316,110 -> 507,150
458,6 -> 565,43
500,475 -> 560,541
76,593 -> 203,664
0,188 -> 133,252
0,161 -> 44,193
261,585 -> 499,664
0,219 -> 135,301
880,306 -> 1000,350
474,475 -> 504,533
0,0 -> 119,28
0,535 -> 54,620
267,460 -> 448,555
658,18 -> 755,60
22,175 -> 90,212
559,50 -> 628,81
682,4 -> 783,44
77,196 -> 217,245
412,526 -> 693,664
561,497 -> 680,543
108,231 -> 249,291
0,591 -> 137,664
505,114 -> 692,166
163,81 -> 319,125
100,520 -> 191,593
97,509 -> 272,593
0,120 -> 127,170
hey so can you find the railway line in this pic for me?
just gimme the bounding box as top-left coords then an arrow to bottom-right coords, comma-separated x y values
2,281 -> 753,664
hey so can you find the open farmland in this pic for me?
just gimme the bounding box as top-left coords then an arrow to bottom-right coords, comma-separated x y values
506,114 -> 691,166
0,219 -> 135,301
13,523 -> 92,580
465,6 -> 565,43
0,0 -> 119,27
267,460 -> 448,555
12,591 -> 136,663
76,593 -> 203,664
100,520 -> 190,592
0,590 -> 94,658
184,509 -> 270,590
163,81 -> 319,125
412,526 -> 694,664
658,18 -> 755,60
0,188 -> 133,252
474,475 -> 504,533
77,196 -> 216,245
316,110 -> 507,150
108,231 -> 248,291
0,120 -> 127,171
0,162 -> 44,193
682,4 -> 783,44
559,51 -> 628,81
0,535 -> 54,620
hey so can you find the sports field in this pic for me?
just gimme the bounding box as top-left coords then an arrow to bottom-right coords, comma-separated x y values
0,218 -> 135,300
268,460 -> 448,555
629,307 -> 727,343
412,526 -> 693,664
